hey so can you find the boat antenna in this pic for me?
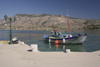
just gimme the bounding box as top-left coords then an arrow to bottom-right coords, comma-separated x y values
67,9 -> 70,37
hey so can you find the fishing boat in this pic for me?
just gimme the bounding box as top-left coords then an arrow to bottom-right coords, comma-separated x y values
43,10 -> 87,44
43,30 -> 87,44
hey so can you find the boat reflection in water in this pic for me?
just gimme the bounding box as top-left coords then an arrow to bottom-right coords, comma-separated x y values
44,42 -> 86,52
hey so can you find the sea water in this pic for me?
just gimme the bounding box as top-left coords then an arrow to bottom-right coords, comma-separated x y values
0,29 -> 100,52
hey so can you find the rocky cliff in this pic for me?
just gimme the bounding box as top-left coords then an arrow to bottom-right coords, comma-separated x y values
0,14 -> 100,30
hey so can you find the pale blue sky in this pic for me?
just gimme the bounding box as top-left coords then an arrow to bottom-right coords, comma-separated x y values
0,0 -> 100,19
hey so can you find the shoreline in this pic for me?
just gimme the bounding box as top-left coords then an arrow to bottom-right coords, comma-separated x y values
0,43 -> 100,67
1,28 -> 100,31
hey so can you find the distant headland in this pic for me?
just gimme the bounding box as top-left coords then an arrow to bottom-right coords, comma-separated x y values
0,14 -> 100,30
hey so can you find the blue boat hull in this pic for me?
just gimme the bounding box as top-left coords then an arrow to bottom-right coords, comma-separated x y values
44,36 -> 87,44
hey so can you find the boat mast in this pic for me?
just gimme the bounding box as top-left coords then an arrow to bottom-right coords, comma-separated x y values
67,9 -> 70,37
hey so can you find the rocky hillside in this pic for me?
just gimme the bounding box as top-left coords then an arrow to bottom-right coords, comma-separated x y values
0,14 -> 100,30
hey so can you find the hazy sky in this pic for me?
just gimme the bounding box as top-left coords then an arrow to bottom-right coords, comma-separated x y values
0,0 -> 100,19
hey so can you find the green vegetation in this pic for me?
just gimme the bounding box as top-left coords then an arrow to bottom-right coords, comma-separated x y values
4,15 -> 8,20
42,21 -> 47,25
84,21 -> 88,24
87,25 -> 100,29
14,16 -> 16,21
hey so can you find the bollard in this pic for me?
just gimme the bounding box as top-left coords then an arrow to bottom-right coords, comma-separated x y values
63,38 -> 65,43
21,42 -> 24,45
31,44 -> 38,52
49,39 -> 51,43
66,49 -> 70,53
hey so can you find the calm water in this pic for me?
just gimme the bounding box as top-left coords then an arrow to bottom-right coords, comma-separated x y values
0,29 -> 100,52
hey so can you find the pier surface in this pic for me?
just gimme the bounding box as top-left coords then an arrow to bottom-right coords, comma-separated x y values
0,44 -> 100,67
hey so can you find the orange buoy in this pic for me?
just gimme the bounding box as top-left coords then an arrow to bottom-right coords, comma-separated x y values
55,40 -> 59,44
55,43 -> 59,47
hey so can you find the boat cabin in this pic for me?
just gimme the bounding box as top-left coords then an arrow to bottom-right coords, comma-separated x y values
50,30 -> 72,38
